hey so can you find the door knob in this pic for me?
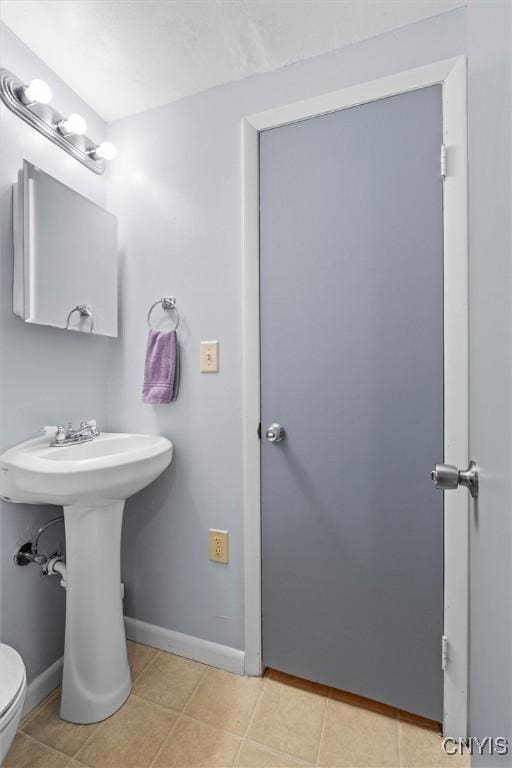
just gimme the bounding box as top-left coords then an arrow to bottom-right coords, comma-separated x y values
265,423 -> 285,443
431,461 -> 479,498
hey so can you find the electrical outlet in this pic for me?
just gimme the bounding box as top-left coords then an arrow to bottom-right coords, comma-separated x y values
200,341 -> 219,373
209,529 -> 229,563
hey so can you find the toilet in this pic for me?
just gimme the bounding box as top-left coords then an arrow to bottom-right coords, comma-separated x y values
0,644 -> 27,762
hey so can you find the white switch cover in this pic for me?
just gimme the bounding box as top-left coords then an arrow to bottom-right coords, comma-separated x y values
200,341 -> 219,373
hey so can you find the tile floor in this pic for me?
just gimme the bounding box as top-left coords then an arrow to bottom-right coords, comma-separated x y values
4,642 -> 469,768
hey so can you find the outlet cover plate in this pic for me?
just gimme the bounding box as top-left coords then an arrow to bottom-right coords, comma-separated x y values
209,529 -> 228,563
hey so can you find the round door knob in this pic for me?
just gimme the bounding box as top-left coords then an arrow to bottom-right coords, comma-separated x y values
265,423 -> 285,443
431,463 -> 459,490
431,460 -> 479,498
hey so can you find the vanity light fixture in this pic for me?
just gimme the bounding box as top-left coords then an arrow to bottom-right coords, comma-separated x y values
57,113 -> 87,136
19,78 -> 52,105
0,67 -> 113,174
89,141 -> 117,160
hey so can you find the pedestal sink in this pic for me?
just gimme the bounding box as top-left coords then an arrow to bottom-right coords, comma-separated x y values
0,432 -> 173,724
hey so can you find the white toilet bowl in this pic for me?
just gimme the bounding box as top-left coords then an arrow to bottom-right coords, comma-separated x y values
0,644 -> 27,763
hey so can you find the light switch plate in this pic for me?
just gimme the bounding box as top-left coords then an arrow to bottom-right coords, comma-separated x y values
200,340 -> 219,372
209,530 -> 229,563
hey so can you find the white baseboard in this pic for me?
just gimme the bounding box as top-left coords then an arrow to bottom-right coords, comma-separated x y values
21,619 -> 245,720
124,616 -> 246,675
23,656 -> 63,716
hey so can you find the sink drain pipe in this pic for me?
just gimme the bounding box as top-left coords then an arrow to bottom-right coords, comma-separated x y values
13,514 -> 64,569
14,514 -> 67,586
45,555 -> 68,587
14,516 -> 124,598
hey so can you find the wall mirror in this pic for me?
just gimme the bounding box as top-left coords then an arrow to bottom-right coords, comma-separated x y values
13,160 -> 118,337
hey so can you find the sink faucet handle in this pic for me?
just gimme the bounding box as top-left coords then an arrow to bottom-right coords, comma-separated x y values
41,426 -> 58,437
41,425 -> 66,442
55,426 -> 67,443
80,419 -> 99,436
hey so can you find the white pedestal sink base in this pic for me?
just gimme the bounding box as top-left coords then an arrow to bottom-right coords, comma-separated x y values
60,500 -> 131,724
0,432 -> 173,723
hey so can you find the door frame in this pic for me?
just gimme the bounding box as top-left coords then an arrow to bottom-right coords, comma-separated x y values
242,56 -> 468,737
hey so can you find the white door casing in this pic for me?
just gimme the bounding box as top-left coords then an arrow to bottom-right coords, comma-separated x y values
242,57 -> 468,737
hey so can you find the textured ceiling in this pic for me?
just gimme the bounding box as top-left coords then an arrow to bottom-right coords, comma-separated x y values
0,0 -> 464,122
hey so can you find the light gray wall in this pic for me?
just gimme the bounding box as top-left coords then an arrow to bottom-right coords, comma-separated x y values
0,24 -> 110,681
3,9 -> 511,752
467,0 -> 512,761
106,8 -> 467,652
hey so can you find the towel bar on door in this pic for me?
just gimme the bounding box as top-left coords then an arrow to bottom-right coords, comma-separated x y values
147,296 -> 180,331
66,304 -> 94,333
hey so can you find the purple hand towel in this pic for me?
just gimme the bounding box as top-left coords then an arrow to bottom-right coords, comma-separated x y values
142,330 -> 180,404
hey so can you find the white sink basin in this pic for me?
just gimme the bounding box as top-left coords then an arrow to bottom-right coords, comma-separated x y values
0,431 -> 173,725
0,432 -> 173,505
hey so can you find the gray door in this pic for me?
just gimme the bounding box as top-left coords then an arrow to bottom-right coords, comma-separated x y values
260,86 -> 444,722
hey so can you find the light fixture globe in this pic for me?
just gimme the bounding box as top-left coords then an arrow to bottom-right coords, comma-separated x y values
0,66 -> 103,173
58,113 -> 87,136
22,78 -> 52,105
94,141 -> 117,160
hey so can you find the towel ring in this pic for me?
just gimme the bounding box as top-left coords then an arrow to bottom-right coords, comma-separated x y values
65,304 -> 94,333
147,296 -> 180,331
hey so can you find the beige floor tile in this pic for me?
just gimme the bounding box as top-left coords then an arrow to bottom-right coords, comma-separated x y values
184,668 -> 264,736
399,722 -> 470,768
246,678 -> 326,763
2,732 -> 69,767
236,740 -> 311,767
126,640 -> 158,680
318,698 -> 399,768
21,692 -> 98,757
133,651 -> 206,711
153,715 -> 241,768
75,695 -> 176,768
19,688 -> 60,730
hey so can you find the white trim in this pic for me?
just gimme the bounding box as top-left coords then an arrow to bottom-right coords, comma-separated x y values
124,617 -> 246,675
440,55 -> 469,739
242,117 -> 262,677
21,619 -> 247,721
22,656 -> 63,717
242,56 -> 468,736
245,58 -> 460,131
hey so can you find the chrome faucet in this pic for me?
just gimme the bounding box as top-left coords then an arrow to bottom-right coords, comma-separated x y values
42,419 -> 100,447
